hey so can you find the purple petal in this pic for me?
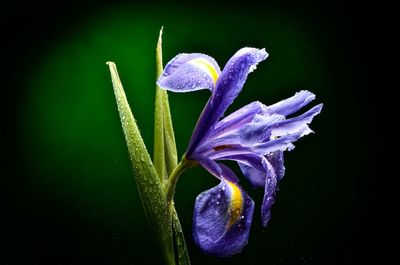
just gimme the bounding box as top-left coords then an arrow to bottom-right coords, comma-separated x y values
219,163 -> 239,183
211,48 -> 268,124
210,101 -> 268,138
266,90 -> 316,116
194,154 -> 222,178
252,127 -> 310,155
261,159 -> 278,226
193,180 -> 255,257
157,53 -> 221,92
193,155 -> 239,183
186,48 -> 268,157
238,114 -> 284,146
271,104 -> 323,138
195,113 -> 284,154
208,145 -> 254,160
266,151 -> 285,181
223,153 -> 269,188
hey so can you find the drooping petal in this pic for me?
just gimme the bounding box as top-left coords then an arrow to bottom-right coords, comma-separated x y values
219,163 -> 240,183
194,154 -> 222,178
224,153 -> 269,187
215,153 -> 282,227
266,151 -> 285,181
261,159 -> 278,226
271,104 -> 323,138
157,53 -> 221,92
266,90 -> 316,116
239,162 -> 266,187
194,156 -> 239,183
193,179 -> 255,257
186,48 -> 268,158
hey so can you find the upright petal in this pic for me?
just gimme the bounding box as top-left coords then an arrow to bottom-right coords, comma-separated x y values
266,90 -> 316,116
212,48 -> 269,124
157,53 -> 221,92
186,48 -> 268,157
193,180 -> 255,257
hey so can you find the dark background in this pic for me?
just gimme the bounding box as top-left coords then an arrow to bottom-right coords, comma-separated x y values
2,1 -> 383,264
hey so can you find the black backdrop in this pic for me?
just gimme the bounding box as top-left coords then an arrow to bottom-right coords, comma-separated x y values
2,1 -> 386,264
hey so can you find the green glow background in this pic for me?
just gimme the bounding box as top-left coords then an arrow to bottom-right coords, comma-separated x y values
3,2 -> 374,264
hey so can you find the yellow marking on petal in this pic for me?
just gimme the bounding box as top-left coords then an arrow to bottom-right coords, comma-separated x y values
190,58 -> 219,85
226,181 -> 244,229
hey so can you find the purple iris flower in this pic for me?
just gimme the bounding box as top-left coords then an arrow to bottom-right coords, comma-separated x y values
157,47 -> 322,257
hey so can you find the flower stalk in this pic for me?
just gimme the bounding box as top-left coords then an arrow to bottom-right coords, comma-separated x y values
165,158 -> 196,204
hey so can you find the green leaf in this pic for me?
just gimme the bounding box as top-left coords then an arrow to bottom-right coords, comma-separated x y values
154,27 -> 191,265
162,90 -> 178,176
154,27 -> 178,180
107,62 -> 175,265
173,209 -> 191,265
154,26 -> 167,180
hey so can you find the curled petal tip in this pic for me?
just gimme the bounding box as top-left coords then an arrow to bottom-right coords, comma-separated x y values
157,53 -> 221,92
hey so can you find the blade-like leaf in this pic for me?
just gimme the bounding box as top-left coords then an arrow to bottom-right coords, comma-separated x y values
173,209 -> 191,265
155,27 -> 190,265
154,27 -> 178,180
162,90 -> 178,175
154,26 -> 167,180
107,62 -> 175,265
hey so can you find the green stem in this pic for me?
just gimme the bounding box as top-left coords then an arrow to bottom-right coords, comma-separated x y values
165,158 -> 195,204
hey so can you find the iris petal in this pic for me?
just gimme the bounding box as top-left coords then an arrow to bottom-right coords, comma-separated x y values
194,154 -> 223,178
196,113 -> 284,153
211,48 -> 268,126
157,53 -> 221,92
261,159 -> 278,226
266,151 -> 285,181
186,48 -> 268,157
266,90 -> 316,116
210,101 -> 268,138
215,153 -> 268,188
252,127 -> 311,155
271,104 -> 323,138
193,180 -> 255,257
